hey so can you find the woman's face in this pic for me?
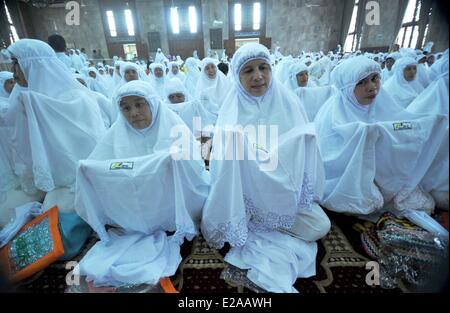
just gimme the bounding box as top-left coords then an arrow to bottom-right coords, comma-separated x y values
239,59 -> 272,97
125,68 -> 138,82
119,95 -> 152,129
403,65 -> 417,81
296,71 -> 309,87
11,57 -> 28,87
353,73 -> 381,105
205,63 -> 217,79
154,67 -> 164,78
4,78 -> 16,94
171,65 -> 179,74
168,92 -> 185,104
89,71 -> 97,79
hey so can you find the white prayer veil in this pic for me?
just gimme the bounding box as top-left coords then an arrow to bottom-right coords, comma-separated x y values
166,61 -> 186,83
184,57 -> 201,96
384,57 -> 424,108
314,56 -> 447,215
117,61 -> 152,88
202,42 -> 322,246
194,57 -> 230,105
148,62 -> 166,100
5,39 -> 106,194
163,77 -> 218,137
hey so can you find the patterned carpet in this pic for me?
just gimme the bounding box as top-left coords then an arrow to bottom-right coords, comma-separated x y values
9,209 -> 448,293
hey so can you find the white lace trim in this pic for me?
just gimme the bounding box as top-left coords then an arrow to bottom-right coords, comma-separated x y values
202,218 -> 248,249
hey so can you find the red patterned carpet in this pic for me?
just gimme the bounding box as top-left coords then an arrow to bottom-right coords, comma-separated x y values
10,209 -> 448,294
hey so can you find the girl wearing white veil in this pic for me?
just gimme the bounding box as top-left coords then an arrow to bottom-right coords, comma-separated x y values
74,80 -> 209,287
201,43 -> 331,293
184,57 -> 201,96
149,63 -> 166,100
155,48 -> 166,64
314,56 -> 448,234
407,53 -> 449,209
87,67 -> 110,98
284,62 -> 317,92
5,39 -> 106,196
166,61 -> 186,83
116,61 -> 152,89
194,58 -> 230,106
384,57 -> 424,108
164,77 -> 218,138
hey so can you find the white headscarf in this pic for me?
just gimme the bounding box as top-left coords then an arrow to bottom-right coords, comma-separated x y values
154,48 -> 166,64
149,62 -> 166,100
87,67 -> 110,97
201,43 -> 324,292
384,57 -> 424,108
116,61 -> 152,89
0,71 -> 13,98
284,62 -> 316,92
163,77 -> 218,137
194,57 -> 230,105
166,61 -> 186,83
5,39 -> 106,194
75,80 -> 209,287
184,57 -> 201,96
314,56 -> 447,215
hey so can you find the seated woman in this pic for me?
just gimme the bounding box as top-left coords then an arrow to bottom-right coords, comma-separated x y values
183,57 -> 201,96
284,63 -> 337,121
164,77 -> 218,138
384,57 -> 424,108
87,67 -> 110,98
195,58 -> 230,106
148,63 -> 166,100
166,61 -> 186,83
116,62 -> 153,89
314,56 -> 448,225
75,80 -> 209,287
201,43 -> 331,293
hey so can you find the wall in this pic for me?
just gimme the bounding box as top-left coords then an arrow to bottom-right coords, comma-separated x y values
201,0 -> 229,56
267,0 -> 344,55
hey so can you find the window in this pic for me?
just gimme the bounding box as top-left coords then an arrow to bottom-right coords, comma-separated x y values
188,6 -> 197,33
344,0 -> 360,52
253,2 -> 261,30
4,3 -> 19,42
124,9 -> 135,36
106,10 -> 117,37
171,7 -> 180,34
234,3 -> 242,31
396,0 -> 429,49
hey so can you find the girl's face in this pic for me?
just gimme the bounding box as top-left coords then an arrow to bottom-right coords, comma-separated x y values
205,63 -> 217,79
403,65 -> 417,82
119,95 -> 152,129
296,71 -> 309,87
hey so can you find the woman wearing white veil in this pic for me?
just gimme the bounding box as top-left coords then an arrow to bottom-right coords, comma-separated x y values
4,39 -> 106,195
164,77 -> 218,138
74,80 -> 209,287
166,61 -> 186,83
116,61 -> 152,89
87,67 -> 110,98
406,53 -> 449,209
149,63 -> 166,100
194,58 -> 230,106
155,48 -> 166,64
314,56 -> 448,235
201,43 -> 330,293
384,57 -> 424,108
